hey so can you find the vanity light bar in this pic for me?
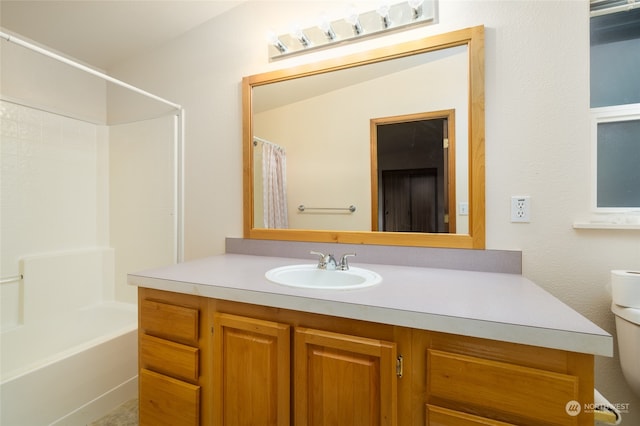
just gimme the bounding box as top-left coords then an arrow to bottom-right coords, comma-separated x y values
268,0 -> 436,59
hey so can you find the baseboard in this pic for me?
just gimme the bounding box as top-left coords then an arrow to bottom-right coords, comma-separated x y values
51,375 -> 138,426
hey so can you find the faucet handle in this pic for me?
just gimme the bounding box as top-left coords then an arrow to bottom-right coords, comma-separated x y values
310,251 -> 336,269
310,251 -> 340,271
310,251 -> 325,268
339,253 -> 356,270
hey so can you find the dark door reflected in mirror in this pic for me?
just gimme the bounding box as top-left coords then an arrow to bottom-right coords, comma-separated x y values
372,110 -> 455,234
382,168 -> 439,232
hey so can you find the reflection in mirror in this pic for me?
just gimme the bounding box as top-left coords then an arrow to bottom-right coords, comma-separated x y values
244,26 -> 485,249
253,45 -> 468,234
372,109 -> 459,234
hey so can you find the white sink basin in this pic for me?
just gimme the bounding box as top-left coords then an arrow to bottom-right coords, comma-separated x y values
265,264 -> 382,290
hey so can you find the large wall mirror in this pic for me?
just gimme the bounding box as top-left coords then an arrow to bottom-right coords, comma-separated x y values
243,26 -> 485,249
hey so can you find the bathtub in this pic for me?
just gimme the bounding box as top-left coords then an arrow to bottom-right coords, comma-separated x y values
0,302 -> 138,425
1,248 -> 138,425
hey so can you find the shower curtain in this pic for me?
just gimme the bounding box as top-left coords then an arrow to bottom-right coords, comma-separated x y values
262,142 -> 288,229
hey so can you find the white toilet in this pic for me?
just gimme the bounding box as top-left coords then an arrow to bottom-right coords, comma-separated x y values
611,304 -> 640,397
610,270 -> 640,397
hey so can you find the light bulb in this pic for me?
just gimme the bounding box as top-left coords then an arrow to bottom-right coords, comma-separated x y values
377,2 -> 392,28
290,23 -> 311,47
408,0 -> 424,19
267,30 -> 287,54
345,5 -> 363,35
317,15 -> 336,41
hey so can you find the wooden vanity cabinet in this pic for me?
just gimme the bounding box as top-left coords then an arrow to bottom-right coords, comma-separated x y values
138,289 -> 594,426
138,288 -> 212,426
419,331 -> 594,426
210,302 -> 401,426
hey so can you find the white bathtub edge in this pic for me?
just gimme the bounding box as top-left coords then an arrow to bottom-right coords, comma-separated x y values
0,304 -> 138,425
51,375 -> 138,426
1,321 -> 138,384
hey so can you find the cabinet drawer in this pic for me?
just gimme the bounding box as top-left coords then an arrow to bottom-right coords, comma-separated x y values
141,299 -> 198,345
140,334 -> 199,382
427,405 -> 515,425
139,368 -> 200,426
427,349 -> 579,425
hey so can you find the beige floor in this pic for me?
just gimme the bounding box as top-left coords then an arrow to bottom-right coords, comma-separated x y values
89,399 -> 138,426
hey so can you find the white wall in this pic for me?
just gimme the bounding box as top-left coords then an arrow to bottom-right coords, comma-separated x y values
109,117 -> 177,303
107,0 -> 640,421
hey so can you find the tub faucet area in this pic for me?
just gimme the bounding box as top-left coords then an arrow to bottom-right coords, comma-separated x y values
311,251 -> 356,270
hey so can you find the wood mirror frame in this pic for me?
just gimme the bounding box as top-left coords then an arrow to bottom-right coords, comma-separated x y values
243,25 -> 485,249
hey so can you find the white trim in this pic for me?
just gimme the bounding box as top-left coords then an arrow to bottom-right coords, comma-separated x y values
176,110 -> 186,263
590,0 -> 640,17
574,222 -> 640,229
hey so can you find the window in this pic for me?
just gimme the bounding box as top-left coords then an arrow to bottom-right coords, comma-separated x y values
590,2 -> 640,211
591,107 -> 640,210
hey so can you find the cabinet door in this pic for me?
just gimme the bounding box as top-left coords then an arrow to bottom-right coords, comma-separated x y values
295,327 -> 398,426
213,312 -> 291,426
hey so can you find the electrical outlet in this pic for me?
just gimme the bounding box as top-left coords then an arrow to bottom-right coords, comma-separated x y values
459,202 -> 469,216
511,196 -> 531,223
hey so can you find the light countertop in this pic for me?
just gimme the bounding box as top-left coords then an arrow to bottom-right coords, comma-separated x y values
128,253 -> 612,357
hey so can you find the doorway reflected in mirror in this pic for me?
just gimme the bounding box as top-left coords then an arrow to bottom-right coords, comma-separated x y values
372,110 -> 460,234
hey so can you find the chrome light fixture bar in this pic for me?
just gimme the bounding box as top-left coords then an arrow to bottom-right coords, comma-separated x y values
268,0 -> 435,59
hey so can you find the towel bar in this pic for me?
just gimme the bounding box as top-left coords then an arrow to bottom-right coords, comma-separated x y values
0,275 -> 23,285
298,204 -> 356,213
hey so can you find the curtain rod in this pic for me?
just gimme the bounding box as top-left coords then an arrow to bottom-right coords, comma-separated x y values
0,31 -> 182,110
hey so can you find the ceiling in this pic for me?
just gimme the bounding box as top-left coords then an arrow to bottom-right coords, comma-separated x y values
0,0 -> 245,70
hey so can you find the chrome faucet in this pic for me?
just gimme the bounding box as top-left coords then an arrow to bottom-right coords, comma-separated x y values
311,251 -> 337,270
311,251 -> 356,271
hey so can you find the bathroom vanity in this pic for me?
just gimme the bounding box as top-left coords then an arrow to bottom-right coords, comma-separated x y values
129,252 -> 612,426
